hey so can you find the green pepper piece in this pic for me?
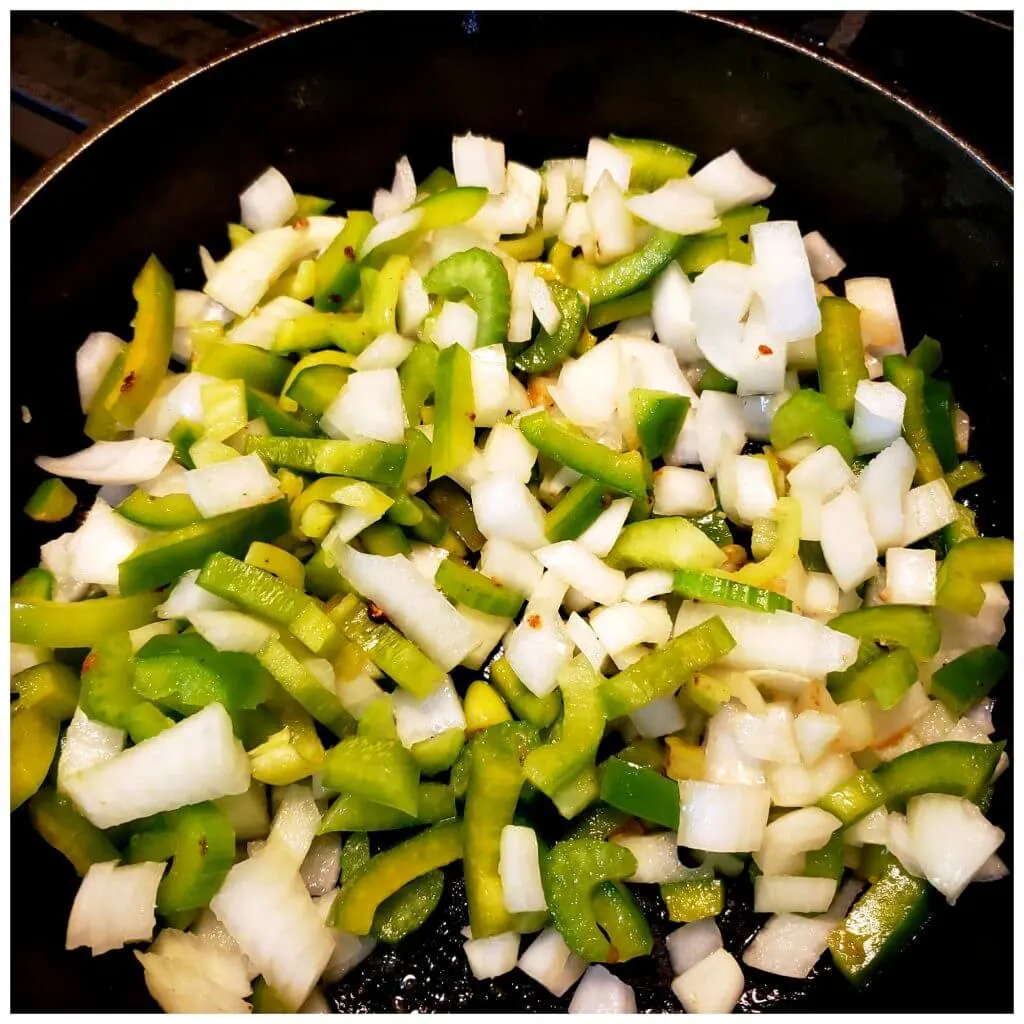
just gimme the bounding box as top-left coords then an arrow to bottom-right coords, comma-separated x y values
431,344 -> 476,480
541,839 -> 638,962
696,365 -> 738,393
922,379 -> 959,476
80,632 -> 173,741
103,255 -> 175,428
246,387 -> 316,438
496,227 -> 548,262
11,707 -> 59,809
671,568 -> 792,612
487,656 -> 562,730
357,697 -> 398,741
322,735 -> 420,815
12,661 -> 79,719
163,419 -> 198,469
411,728 -> 465,776
829,859 -> 930,984
134,632 -> 274,712
24,478 -> 77,523
688,511 -> 733,548
12,592 -> 160,648
592,879 -> 653,960
599,757 -> 680,830
421,479 -> 485,551
314,211 -> 375,312
292,194 -> 334,218
565,805 -> 632,841
935,537 -> 1013,615
330,818 -> 464,934
585,289 -> 652,331
359,520 -> 411,556
273,311 -> 374,355
523,656 -> 605,797
257,635 -> 355,737
128,802 -> 235,915
194,340 -> 291,393
371,869 -> 445,944
12,567 -> 54,601
936,502 -> 976,556
435,558 -> 526,618
601,616 -> 735,719
681,205 -> 771,273
661,876 -> 725,923
284,361 -> 349,416
770,389 -> 855,464
28,788 -> 120,875
545,477 -> 606,543
907,335 -> 943,374
304,547 -> 352,600
631,390 -> 690,461
882,355 -> 944,483
874,740 -> 1002,807
617,737 -> 667,772
464,721 -> 538,938
119,499 -> 290,595
585,229 -> 686,305
815,297 -> 867,421
198,552 -> 336,654
817,770 -> 887,827
117,490 -> 201,530
609,134 -> 697,189
931,645 -> 1008,717
415,185 -> 489,229
944,460 -> 985,497
519,411 -> 650,500
83,351 -> 129,441
423,248 -> 511,347
608,518 -> 725,571
398,342 -> 439,426
341,831 -> 370,883
828,645 -> 917,710
330,594 -> 446,699
319,783 -> 456,833
418,167 -> 457,195
804,831 -> 845,882
829,605 -> 940,661
248,695 -> 326,785
551,765 -> 600,819
513,282 -> 586,374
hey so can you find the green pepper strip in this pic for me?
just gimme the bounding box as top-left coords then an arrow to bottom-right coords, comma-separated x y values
24,478 -> 77,523
922,378 -> 959,473
319,783 -> 456,833
545,477 -> 606,543
584,228 -> 686,306
399,342 -> 439,426
513,282 -> 586,375
257,635 -> 355,737
435,558 -> 525,618
587,289 -> 653,331
117,489 -> 201,529
874,740 -> 1003,807
12,592 -> 160,648
330,818 -> 464,934
12,567 -> 54,601
127,802 -> 235,915
566,804 -> 632,841
415,185 -> 489,229
944,460 -> 984,497
304,547 -> 352,600
329,594 -> 446,699
829,605 -> 941,661
273,312 -> 374,355
496,227 -> 548,262
770,389 -> 855,464
322,735 -> 421,815
816,297 -> 867,421
166,419 -> 199,469
249,696 -> 326,785
672,568 -> 792,612
631,390 -> 690,461
412,728 -> 465,776
935,537 -> 1013,615
371,869 -> 445,944
422,479 -> 485,551
828,645 -> 917,710
599,757 -> 680,830
314,211 -> 376,312
689,511 -> 733,548
551,766 -> 600,819
608,517 -> 726,572
661,877 -> 725,923
282,355 -> 352,415
103,255 -> 175,427
541,839 -> 638,962
609,133 -> 696,189
931,645 -> 1008,717
519,410 -> 650,501
678,205 -> 770,273
84,351 -> 128,441
28,788 -> 120,876
431,344 -> 476,480
11,708 -> 60,809
464,721 -> 538,938
12,661 -> 79,719
523,656 -> 605,797
592,880 -> 653,960
119,499 -> 290,595
423,248 -> 511,348
194,340 -> 291,393
488,656 -> 562,729
246,387 -> 316,438
248,433 -> 407,484
907,334 -> 943,374
198,551 -> 336,654
829,859 -> 930,984
341,831 -> 370,882
698,365 -> 739,393
882,355 -> 944,483
817,770 -> 887,827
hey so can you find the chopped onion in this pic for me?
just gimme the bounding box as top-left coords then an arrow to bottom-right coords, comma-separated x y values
844,806 -> 889,847
542,168 -> 570,234
62,498 -> 151,588
622,569 -> 675,604
750,221 -> 821,344
677,779 -> 771,852
373,156 -> 418,220
185,453 -> 282,519
499,824 -> 547,913
954,407 -> 971,454
756,807 -> 841,875
793,709 -> 841,765
850,380 -> 906,455
267,783 -> 321,866
845,277 -> 905,357
671,947 -> 745,1014
64,702 -> 251,830
733,704 -> 800,765
754,875 -> 837,914
972,853 -> 1009,883
479,538 -> 544,596
392,678 -> 466,749
157,568 -> 233,620
651,262 -> 699,362
583,137 -> 632,196
584,171 -> 635,262
529,276 -> 562,335
359,208 -> 423,260
767,752 -> 857,808
504,612 -> 573,698
325,545 -> 478,672
470,346 -> 511,427
577,496 -> 633,558
483,423 -> 537,482
134,372 -> 215,441
240,166 -> 297,231
452,133 -> 506,194
690,149 -> 775,213
627,177 -> 719,235
352,332 -> 414,371
216,783 -> 270,843
76,331 -> 126,412
870,682 -> 930,746
191,907 -> 259,979
694,390 -> 746,478
508,263 -> 536,345
300,835 -> 342,897
565,611 -> 608,671
432,299 -> 479,350
471,475 -> 548,551
38,532 -> 90,603
37,438 -> 173,486
613,832 -> 689,883
591,601 -> 672,655
802,231 -> 846,281
901,479 -> 957,546
398,267 -> 431,337
703,703 -> 766,786
11,643 -> 48,676
314,896 -> 376,985
518,927 -> 587,997
629,696 -> 688,742
66,860 -> 163,956
884,547 -> 936,606
820,486 -> 879,592
786,446 -> 852,503
204,225 -> 307,318
717,452 -> 777,525
189,609 -> 279,654
568,965 -> 637,1014
463,930 -> 520,980
336,672 -> 386,720
558,200 -> 596,259
550,336 -> 623,428
535,541 -> 626,606
667,918 -> 723,976
459,605 -> 512,671
320,368 -> 406,445
856,437 -> 917,550
799,572 -> 840,620
57,708 -> 125,794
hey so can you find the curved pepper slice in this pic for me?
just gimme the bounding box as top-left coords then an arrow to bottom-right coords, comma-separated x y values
815,297 -> 867,421
248,436 -> 407,486
24,478 -> 77,523
314,210 -> 376,312
592,880 -> 653,961
431,344 -> 476,481
935,537 -> 1013,616
672,568 -> 792,612
599,757 -> 680,830
117,490 -> 201,530
319,782 -> 456,833
29,787 -> 120,876
828,605 -> 940,661
770,389 -> 855,464
944,460 -> 985,497
827,645 -> 917,710
11,708 -> 60,810
340,831 -> 370,883
608,517 -> 725,572
631,389 -> 690,461
435,558 -> 526,618
415,186 -> 489,229
730,496 -> 802,588
13,661 -> 79,719
541,839 -> 638,962
11,592 -> 160,648
371,869 -> 445,944
399,342 -> 439,425
817,770 -> 886,827
907,335 -> 943,374
194,338 -> 292,393
931,645 -> 1008,717
566,805 -> 632,841
422,479 -> 485,552
412,728 -> 466,776
545,477 -> 606,543
873,740 -> 1003,807
322,735 -> 420,815
882,355 -> 943,483
330,818 -> 464,934
608,134 -> 696,190
422,248 -> 511,347
583,228 -> 686,306
488,656 -> 562,730
513,282 -> 586,375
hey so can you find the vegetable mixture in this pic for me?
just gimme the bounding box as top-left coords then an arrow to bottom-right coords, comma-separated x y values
13,132 -> 1012,1014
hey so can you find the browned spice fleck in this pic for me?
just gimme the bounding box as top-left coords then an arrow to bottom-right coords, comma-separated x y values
329,293 -> 342,304
82,652 -> 97,673
527,614 -> 541,629
367,601 -> 389,623
120,371 -> 137,393
758,344 -> 774,356
199,836 -> 208,857
293,217 -> 310,230
344,246 -> 356,260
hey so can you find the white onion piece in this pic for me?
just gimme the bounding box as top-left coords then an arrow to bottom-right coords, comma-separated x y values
630,695 -> 687,739
57,708 -> 125,795
667,919 -> 723,976
717,453 -> 777,525
756,806 -> 842,875
767,752 -> 857,808
586,171 -> 635,262
64,703 -> 250,830
321,368 -> 406,444
678,780 -> 771,852
463,931 -> 520,980
398,267 -> 431,337
459,605 -> 512,671
352,332 -> 414,371
67,860 -> 163,957
901,479 -> 957,546
190,908 -> 259,980
508,262 -> 536,344
471,475 -> 547,550
671,948 -> 745,1014
62,498 -> 151,588
535,541 -> 626,606
885,547 -> 936,606
499,825 -> 547,914
452,133 -> 506,194
856,437 -> 917,551
470,346 -> 511,427
483,423 -> 537,482
518,927 -> 587,997
204,226 -> 307,317
802,231 -> 846,281
577,497 -> 633,558
703,704 -> 766,786
820,486 -> 879,592
734,704 -> 800,765
565,611 -> 608,671
558,201 -> 596,260
618,334 -> 697,400
315,906 -> 376,986
568,965 -> 637,1014
613,832 -> 690,883
954,407 -> 971,454
793,709 -> 841,765
240,166 -> 297,231
733,314 -> 788,396
479,538 -> 544,596
591,601 -> 672,654
185,453 -> 282,518
550,338 -> 623,428
267,783 -> 321,867
663,403 -> 701,467
622,569 -> 675,604
690,149 -> 775,213
505,613 -> 573,698
583,137 -> 632,195
157,569 -> 233,620
542,168 -> 570,234
851,380 -> 906,454
392,678 -> 466,749
964,697 -> 996,736
215,784 -> 270,844
359,208 -> 423,260
626,178 -> 719,235
431,299 -> 479,350
189,609 -> 278,654
651,262 -> 699,362
845,277 -> 905,357
972,853 -> 1009,883
799,573 -> 840,620
134,372 -> 214,441
336,673 -> 386,720
742,393 -> 787,442
754,875 -> 837,914
844,806 -> 890,847
37,532 -> 87,603
37,438 -> 173,486
76,331 -> 126,412
694,390 -> 746,478
750,220 -> 821,344
300,835 -> 342,897
529,276 -> 562,335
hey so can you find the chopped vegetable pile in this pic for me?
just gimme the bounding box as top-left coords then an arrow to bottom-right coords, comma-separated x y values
13,132 -> 1012,1014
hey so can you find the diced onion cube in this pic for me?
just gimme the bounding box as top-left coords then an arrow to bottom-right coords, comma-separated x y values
671,948 -> 745,1014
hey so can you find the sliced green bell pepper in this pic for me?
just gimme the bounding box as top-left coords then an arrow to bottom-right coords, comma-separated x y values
815,297 -> 867,421
817,770 -> 887,827
551,765 -> 600,819
246,387 -> 316,438
314,210 -> 375,312
608,517 -> 725,572
907,335 -> 943,374
944,460 -> 985,497
421,479 -> 485,552
804,831 -> 845,882
922,378 -> 959,475
874,740 -> 1003,807
12,661 -> 79,719
319,782 -> 456,833
488,656 -> 562,729
435,558 -> 525,617
599,757 -> 680,830
672,568 -> 792,612
661,876 -> 724,923
28,787 -> 120,875
398,342 -> 439,426
415,185 -> 489,229
565,804 -> 632,841
304,546 -> 352,601
631,390 -> 690,461
513,282 -> 586,375
24,478 -> 77,523
322,735 -> 420,816
12,567 -> 54,601
935,537 -> 1013,616
545,477 -> 606,543
248,697 -> 326,785
930,645 -> 1008,717
340,831 -> 370,883
592,879 -> 653,960
12,592 -> 160,648
194,340 -> 291,393
609,134 -> 696,189
11,707 -> 60,810
282,354 -> 351,416
117,490 -> 201,529
584,228 -> 686,305
371,869 -> 445,944
587,289 -> 653,330
411,728 -> 465,776
829,605 -> 941,661
430,344 -> 476,481
423,248 -> 511,347
882,355 -> 944,483
770,388 -> 855,464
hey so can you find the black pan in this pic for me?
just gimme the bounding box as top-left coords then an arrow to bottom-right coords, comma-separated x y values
11,11 -> 1012,1013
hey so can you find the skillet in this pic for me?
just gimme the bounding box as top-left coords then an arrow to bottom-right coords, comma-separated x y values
10,11 -> 1012,1012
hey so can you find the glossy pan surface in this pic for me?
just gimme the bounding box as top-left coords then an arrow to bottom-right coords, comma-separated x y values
11,11 -> 1012,1013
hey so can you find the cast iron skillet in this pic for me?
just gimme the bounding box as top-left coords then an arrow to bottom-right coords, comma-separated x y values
11,11 -> 1012,1013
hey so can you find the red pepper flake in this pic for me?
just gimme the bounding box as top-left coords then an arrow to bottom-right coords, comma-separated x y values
329,293 -> 342,304
527,614 -> 541,629
119,370 -> 137,393
757,344 -> 774,356
293,217 -> 310,230
344,246 -> 356,261
367,601 -> 389,623
82,652 -> 97,673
